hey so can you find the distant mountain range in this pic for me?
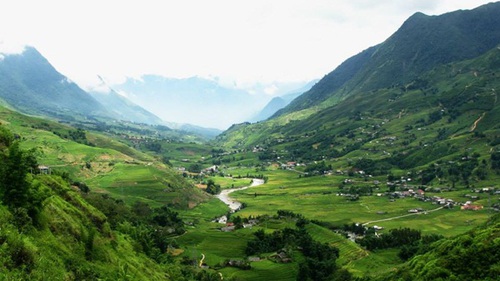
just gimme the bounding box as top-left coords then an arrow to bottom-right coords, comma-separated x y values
88,76 -> 165,125
0,47 -> 230,138
0,44 -> 316,135
110,75 -> 314,130
248,79 -> 318,122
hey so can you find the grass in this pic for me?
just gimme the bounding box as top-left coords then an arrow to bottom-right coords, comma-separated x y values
179,198 -> 229,222
305,223 -> 368,266
3,94 -> 499,280
346,248 -> 403,278
211,176 -> 253,189
226,169 -> 494,237
177,223 -> 255,266
220,259 -> 298,281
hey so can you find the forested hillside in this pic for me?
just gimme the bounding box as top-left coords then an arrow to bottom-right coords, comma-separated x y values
376,214 -> 500,281
2,2 -> 500,280
0,118 -> 233,280
274,2 -> 500,117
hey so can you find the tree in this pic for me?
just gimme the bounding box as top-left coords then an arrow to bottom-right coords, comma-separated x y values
0,142 -> 37,209
0,136 -> 44,226
205,179 -> 221,195
187,163 -> 202,173
491,152 -> 500,170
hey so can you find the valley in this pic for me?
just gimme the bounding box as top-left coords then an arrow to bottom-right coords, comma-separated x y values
1,2 -> 500,280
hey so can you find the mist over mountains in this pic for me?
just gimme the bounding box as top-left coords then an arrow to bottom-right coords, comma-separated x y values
1,2 -> 500,280
0,46 -> 315,134
110,75 -> 315,130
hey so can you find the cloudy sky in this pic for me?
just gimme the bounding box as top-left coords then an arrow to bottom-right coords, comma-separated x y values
0,0 -> 495,92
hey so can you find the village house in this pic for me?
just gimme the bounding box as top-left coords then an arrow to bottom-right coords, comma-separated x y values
461,203 -> 483,211
38,165 -> 51,174
201,165 -> 219,174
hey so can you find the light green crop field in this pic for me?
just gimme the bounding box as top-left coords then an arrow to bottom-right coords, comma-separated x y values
86,163 -> 188,206
211,176 -> 254,189
346,248 -> 402,278
224,169 -> 494,237
304,224 -> 368,266
219,260 -> 298,281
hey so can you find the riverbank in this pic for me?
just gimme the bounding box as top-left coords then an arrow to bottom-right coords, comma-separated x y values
216,178 -> 265,212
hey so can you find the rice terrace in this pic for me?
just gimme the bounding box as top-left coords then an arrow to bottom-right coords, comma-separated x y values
1,1 -> 500,280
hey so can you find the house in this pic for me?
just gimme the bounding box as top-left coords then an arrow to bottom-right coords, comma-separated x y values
202,165 -> 219,173
461,204 -> 483,211
248,257 -> 261,262
221,225 -> 235,232
38,165 -> 51,174
214,215 -> 227,224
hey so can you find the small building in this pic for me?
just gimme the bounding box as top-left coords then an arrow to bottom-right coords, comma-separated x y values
38,165 -> 51,174
461,204 -> 483,211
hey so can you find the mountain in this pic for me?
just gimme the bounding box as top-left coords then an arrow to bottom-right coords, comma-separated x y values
274,2 -> 500,118
377,214 -> 500,281
88,76 -> 165,125
111,75 -> 270,130
164,121 -> 222,139
0,107 -> 211,280
249,79 -> 318,122
216,2 -> 500,170
0,47 -> 109,120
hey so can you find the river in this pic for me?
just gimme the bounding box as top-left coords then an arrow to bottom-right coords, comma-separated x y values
216,178 -> 265,212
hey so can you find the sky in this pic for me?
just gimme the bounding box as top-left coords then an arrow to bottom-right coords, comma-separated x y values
0,0 -> 496,94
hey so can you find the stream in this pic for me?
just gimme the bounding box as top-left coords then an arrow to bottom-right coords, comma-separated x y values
216,178 -> 264,212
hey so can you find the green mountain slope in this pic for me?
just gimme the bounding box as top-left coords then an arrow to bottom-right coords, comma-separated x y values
376,214 -> 500,281
274,2 -> 500,117
217,46 -> 500,174
0,47 -> 110,119
0,105 -> 209,208
217,3 -> 500,161
0,124 -> 217,280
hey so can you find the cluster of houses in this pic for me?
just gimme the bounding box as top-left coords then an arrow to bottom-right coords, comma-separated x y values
387,187 -> 490,211
336,181 -> 494,212
214,215 -> 259,232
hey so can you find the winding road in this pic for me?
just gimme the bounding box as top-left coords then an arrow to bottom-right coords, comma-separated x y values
362,206 -> 444,226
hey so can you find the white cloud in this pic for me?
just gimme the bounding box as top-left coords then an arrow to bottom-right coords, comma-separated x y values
0,41 -> 26,54
0,0 -> 495,92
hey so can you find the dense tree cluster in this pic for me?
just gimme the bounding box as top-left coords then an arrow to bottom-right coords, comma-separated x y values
304,161 -> 332,176
245,215 -> 349,281
357,227 -> 443,261
0,127 -> 45,227
83,194 -> 185,262
204,179 -> 221,195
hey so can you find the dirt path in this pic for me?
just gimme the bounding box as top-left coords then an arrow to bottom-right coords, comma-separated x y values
362,206 -> 444,226
199,253 -> 205,267
470,112 -> 485,132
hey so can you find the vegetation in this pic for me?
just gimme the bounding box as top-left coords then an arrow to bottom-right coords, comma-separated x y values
1,3 -> 500,280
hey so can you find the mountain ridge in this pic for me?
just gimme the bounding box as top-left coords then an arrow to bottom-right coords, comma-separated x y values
215,2 -> 500,169
273,2 -> 500,118
0,47 -> 109,119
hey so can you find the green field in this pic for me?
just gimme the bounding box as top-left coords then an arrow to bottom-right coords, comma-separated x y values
2,104 -> 498,280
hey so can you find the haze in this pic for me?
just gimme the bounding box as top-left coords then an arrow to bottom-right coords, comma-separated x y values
0,0 -> 493,129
